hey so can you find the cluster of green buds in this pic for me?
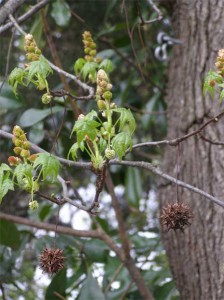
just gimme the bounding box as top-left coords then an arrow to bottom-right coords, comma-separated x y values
24,34 -> 41,61
8,126 -> 37,166
82,31 -> 97,62
29,200 -> 39,210
96,69 -> 115,110
215,49 -> 224,77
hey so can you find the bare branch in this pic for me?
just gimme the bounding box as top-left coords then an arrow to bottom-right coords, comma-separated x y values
0,0 -> 26,25
0,0 -> 50,34
0,211 -> 124,262
111,160 -> 224,209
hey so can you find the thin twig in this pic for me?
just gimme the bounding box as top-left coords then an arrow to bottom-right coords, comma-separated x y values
0,0 -> 50,34
111,160 -> 224,209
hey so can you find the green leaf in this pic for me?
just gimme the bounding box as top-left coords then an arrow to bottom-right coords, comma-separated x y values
0,164 -> 14,203
77,273 -> 105,300
71,111 -> 100,146
74,58 -> 86,75
0,220 -> 20,250
8,67 -> 26,95
13,163 -> 33,186
113,108 -> 136,134
112,132 -> 132,160
39,204 -> 52,221
19,106 -> 64,127
33,153 -> 60,182
45,268 -> 67,300
51,0 -> 71,27
125,168 -> 142,207
0,82 -> 23,109
26,56 -> 52,85
99,59 -> 114,73
68,142 -> 79,161
83,240 -> 109,263
203,70 -> 222,97
81,62 -> 99,81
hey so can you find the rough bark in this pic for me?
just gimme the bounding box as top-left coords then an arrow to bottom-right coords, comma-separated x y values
159,0 -> 224,299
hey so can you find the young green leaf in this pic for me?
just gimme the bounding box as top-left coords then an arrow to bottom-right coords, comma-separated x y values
114,107 -> 136,134
71,111 -> 100,146
33,153 -> 60,182
0,164 -> 14,203
8,67 -> 26,95
99,59 -> 114,73
68,141 -> 85,160
112,132 -> 132,160
81,62 -> 98,81
26,56 -> 53,85
203,70 -> 223,97
13,163 -> 33,186
74,58 -> 86,75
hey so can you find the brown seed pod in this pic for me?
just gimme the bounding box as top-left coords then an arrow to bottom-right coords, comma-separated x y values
160,202 -> 193,232
39,248 -> 65,274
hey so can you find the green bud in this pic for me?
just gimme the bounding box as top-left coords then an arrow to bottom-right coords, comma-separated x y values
89,50 -> 96,57
103,91 -> 112,101
97,100 -> 106,110
105,148 -> 116,159
42,93 -> 52,104
20,149 -> 30,158
22,141 -> 30,150
29,200 -> 39,210
13,125 -> 23,137
13,147 -> 22,155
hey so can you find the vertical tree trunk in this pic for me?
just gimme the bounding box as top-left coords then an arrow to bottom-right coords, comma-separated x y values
159,0 -> 224,299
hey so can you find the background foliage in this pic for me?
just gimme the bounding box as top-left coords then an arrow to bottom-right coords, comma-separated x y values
0,1 -> 179,299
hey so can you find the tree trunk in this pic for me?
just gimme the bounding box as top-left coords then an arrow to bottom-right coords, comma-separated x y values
159,0 -> 224,299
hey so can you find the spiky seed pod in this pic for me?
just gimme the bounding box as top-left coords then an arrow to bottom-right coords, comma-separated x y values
39,248 -> 65,274
160,202 -> 193,232
29,200 -> 39,210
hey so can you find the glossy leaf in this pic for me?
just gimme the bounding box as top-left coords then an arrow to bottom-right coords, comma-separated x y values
74,58 -> 86,75
83,239 -> 109,263
81,62 -> 98,81
51,0 -> 71,27
99,59 -> 114,73
45,268 -> 67,300
26,56 -> 52,84
19,106 -> 64,127
77,273 -> 105,300
0,220 -> 20,250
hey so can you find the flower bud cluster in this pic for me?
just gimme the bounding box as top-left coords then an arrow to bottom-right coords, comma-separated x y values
82,31 -> 97,62
96,69 -> 115,110
8,126 -> 37,166
24,34 -> 41,61
29,200 -> 39,210
215,49 -> 224,76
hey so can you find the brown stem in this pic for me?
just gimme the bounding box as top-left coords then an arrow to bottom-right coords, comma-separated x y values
0,212 -> 123,259
105,172 -> 154,300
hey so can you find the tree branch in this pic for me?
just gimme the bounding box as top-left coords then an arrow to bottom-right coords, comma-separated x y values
0,212 -> 124,259
1,129 -> 223,209
111,160 -> 224,209
0,0 -> 26,26
0,0 -> 50,34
